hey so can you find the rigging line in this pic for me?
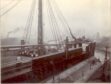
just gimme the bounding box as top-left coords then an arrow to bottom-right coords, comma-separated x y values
23,0 -> 36,43
26,10 -> 35,43
27,10 -> 35,44
48,11 -> 61,46
34,4 -> 39,44
51,0 -> 71,38
0,0 -> 14,11
47,0 -> 60,44
46,0 -> 58,44
49,0 -> 64,43
26,9 -> 34,42
51,0 -> 76,40
50,0 -> 71,38
47,0 -> 61,44
46,2 -> 56,43
48,0 -> 63,44
47,3 -> 58,44
50,0 -> 69,44
27,0 -> 36,43
25,1 -> 35,34
0,0 -> 22,17
22,2 -> 33,40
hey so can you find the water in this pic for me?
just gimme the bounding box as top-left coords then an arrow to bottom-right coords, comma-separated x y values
94,50 -> 110,64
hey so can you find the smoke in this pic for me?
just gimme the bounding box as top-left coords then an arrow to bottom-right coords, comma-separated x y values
7,27 -> 20,38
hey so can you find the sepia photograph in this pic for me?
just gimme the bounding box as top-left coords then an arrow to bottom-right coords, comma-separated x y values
0,0 -> 111,83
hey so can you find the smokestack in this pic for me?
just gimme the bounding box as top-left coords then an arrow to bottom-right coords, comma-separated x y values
7,28 -> 20,38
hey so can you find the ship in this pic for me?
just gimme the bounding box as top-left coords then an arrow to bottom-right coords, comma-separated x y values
1,0 -> 96,83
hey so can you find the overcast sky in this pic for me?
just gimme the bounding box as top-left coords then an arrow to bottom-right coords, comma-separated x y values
0,0 -> 111,42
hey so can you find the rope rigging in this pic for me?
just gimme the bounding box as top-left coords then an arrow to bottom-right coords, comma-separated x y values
22,0 -> 76,46
47,0 -> 63,45
47,0 -> 59,44
46,1 -> 59,44
0,0 -> 22,17
22,0 -> 36,44
49,0 -> 71,38
0,0 -> 14,11
50,0 -> 77,41
0,0 -> 77,45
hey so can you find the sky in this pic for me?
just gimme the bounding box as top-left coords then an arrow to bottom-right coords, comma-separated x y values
0,0 -> 111,43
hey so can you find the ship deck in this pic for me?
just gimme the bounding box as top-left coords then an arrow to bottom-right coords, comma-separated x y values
1,56 -> 32,68
1,47 -> 84,69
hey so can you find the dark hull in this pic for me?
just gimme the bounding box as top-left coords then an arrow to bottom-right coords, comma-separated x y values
2,43 -> 96,83
32,48 -> 88,82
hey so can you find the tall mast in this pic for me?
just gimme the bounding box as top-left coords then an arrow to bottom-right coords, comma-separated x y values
38,0 -> 45,55
38,0 -> 43,45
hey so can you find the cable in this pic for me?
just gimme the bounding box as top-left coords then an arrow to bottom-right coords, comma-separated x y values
0,0 -> 14,11
50,0 -> 70,38
47,0 -> 60,44
47,0 -> 63,44
26,0 -> 36,43
22,0 -> 36,44
46,2 -> 58,44
48,0 -> 59,43
51,0 -> 77,40
0,0 -> 22,17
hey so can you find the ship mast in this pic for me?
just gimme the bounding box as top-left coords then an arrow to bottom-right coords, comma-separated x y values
38,0 -> 43,45
38,0 -> 45,55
